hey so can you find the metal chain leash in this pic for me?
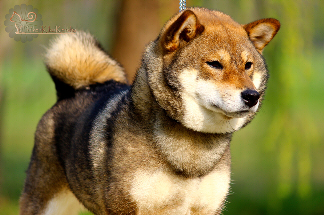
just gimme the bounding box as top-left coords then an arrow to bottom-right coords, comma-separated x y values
179,0 -> 186,12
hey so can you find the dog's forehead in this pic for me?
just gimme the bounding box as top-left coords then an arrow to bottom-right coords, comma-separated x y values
192,8 -> 246,35
192,9 -> 253,54
200,33 -> 253,60
194,31 -> 254,62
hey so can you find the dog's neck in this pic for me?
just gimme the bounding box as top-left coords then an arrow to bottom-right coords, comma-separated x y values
130,60 -> 232,177
152,111 -> 232,177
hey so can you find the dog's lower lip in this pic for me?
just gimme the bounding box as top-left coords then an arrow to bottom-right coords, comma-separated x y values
224,111 -> 249,118
211,104 -> 249,115
211,105 -> 251,118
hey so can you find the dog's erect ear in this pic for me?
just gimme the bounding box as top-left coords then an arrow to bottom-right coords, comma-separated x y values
161,10 -> 204,53
244,18 -> 280,53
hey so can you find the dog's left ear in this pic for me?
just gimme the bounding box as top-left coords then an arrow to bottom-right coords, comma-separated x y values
162,10 -> 204,53
244,18 -> 280,53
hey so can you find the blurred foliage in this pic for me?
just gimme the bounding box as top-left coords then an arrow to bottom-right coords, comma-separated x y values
0,0 -> 323,215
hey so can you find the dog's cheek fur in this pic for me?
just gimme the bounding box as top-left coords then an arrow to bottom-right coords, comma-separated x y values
176,69 -> 248,133
146,43 -> 185,121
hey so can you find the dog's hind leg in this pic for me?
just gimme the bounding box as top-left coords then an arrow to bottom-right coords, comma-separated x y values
19,111 -> 84,215
20,166 -> 84,215
20,182 -> 84,215
42,189 -> 85,215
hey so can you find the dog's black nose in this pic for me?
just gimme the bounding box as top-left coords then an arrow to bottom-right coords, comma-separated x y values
241,89 -> 260,108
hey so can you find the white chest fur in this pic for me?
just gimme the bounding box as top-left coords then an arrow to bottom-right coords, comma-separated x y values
130,165 -> 230,215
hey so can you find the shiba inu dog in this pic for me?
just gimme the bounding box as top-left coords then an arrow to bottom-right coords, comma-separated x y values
20,7 -> 280,215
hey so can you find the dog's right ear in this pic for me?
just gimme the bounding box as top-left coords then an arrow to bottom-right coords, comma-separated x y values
161,10 -> 204,53
244,18 -> 280,53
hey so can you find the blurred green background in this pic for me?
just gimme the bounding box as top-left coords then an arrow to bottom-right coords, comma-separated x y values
0,0 -> 323,214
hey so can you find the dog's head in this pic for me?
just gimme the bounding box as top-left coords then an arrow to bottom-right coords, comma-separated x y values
146,8 -> 280,133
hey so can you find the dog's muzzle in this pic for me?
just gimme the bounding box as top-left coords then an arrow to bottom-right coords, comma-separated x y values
241,89 -> 260,108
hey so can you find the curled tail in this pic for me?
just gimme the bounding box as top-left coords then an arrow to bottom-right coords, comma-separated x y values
45,31 -> 127,99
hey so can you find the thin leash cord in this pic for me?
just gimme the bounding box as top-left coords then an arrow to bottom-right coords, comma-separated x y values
179,0 -> 186,12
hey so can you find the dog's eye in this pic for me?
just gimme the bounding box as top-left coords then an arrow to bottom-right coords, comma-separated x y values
207,61 -> 223,70
245,62 -> 253,70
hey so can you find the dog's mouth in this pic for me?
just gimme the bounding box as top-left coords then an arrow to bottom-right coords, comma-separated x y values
210,104 -> 254,118
195,93 -> 258,119
222,110 -> 251,118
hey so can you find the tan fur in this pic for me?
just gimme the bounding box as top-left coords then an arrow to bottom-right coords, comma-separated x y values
146,8 -> 279,133
131,149 -> 230,215
19,111 -> 70,214
43,189 -> 85,215
244,18 -> 280,53
45,31 -> 127,89
20,7 -> 280,215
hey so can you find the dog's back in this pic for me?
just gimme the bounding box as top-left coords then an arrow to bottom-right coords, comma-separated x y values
20,32 -> 130,214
